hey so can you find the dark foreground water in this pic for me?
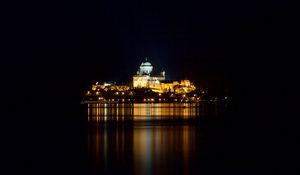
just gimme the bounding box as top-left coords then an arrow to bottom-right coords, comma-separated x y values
86,102 -> 228,175
10,99 -> 283,175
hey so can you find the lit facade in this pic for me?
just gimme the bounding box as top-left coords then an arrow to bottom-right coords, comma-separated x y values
92,83 -> 130,92
132,60 -> 165,88
89,59 -> 197,95
133,60 -> 196,94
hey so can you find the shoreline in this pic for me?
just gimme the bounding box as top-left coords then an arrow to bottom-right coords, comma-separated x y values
80,100 -> 224,104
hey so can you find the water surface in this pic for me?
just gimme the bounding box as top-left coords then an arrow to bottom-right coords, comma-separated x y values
86,102 -> 226,175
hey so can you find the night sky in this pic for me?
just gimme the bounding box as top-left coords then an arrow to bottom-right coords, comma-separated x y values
29,1 -> 231,88
5,0 -> 294,96
9,1 -> 252,88
3,0 -> 297,174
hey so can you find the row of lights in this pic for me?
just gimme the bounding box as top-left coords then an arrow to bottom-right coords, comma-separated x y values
143,98 -> 155,102
88,91 -> 200,97
97,97 -> 202,102
115,92 -> 125,95
98,97 -> 134,102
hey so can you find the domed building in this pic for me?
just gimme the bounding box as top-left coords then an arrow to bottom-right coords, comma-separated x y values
137,61 -> 153,75
133,59 -> 165,88
133,58 -> 196,94
87,58 -> 196,98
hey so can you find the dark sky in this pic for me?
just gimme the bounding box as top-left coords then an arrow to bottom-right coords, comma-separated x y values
3,0 -> 296,104
28,0 -> 230,86
4,0 -> 294,95
7,1 -> 267,90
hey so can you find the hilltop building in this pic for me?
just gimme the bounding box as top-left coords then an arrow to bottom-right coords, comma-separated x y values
89,58 -> 196,95
132,59 -> 165,88
132,59 -> 196,94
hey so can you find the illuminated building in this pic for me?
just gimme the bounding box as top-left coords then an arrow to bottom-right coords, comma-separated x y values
133,59 -> 196,94
132,59 -> 165,88
149,79 -> 196,94
92,82 -> 130,92
89,58 -> 197,96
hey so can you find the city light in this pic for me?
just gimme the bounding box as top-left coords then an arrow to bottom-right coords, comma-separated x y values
81,59 -> 220,103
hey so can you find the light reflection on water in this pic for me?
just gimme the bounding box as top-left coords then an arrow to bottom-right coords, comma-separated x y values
87,103 -> 214,121
86,102 -> 224,175
88,123 -> 205,175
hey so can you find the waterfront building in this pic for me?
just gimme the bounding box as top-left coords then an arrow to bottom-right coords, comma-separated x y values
89,58 -> 196,95
92,82 -> 130,92
132,59 -> 165,88
132,59 -> 196,94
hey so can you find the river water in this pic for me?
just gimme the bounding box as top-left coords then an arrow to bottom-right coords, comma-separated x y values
86,102 -> 228,175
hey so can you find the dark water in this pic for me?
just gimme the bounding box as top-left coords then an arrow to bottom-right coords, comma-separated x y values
86,102 -> 228,175
15,99 -> 282,175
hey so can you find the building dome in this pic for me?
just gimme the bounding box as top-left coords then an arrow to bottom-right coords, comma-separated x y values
139,61 -> 153,75
141,62 -> 152,66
